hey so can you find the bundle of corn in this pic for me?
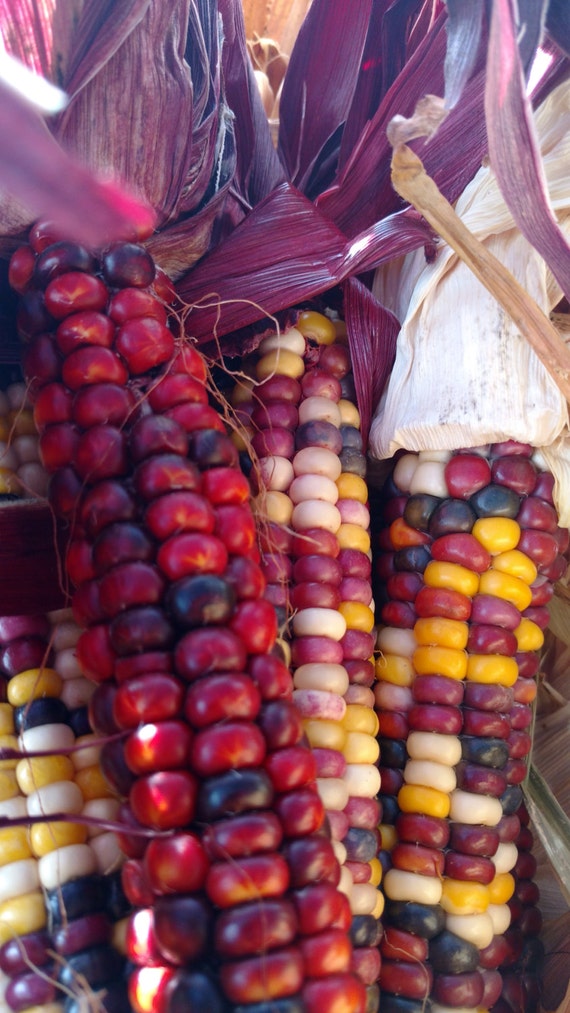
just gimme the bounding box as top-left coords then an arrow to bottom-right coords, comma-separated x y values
230,309 -> 382,1006
9,231 -> 371,1013
371,444 -> 567,1012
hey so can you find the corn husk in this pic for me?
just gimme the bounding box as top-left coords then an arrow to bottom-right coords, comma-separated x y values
369,81 -> 570,523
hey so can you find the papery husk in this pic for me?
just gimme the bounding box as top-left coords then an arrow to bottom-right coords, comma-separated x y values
369,80 -> 570,523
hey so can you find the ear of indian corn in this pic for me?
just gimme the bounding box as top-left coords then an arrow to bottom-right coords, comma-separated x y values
372,444 -> 565,1013
11,232 -> 367,1013
0,605 -> 132,1012
232,310 -> 383,1008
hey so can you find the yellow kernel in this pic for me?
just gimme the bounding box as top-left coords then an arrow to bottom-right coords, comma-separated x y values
342,704 -> 379,736
398,784 -> 451,819
368,857 -> 383,887
413,645 -> 468,681
375,654 -> 414,687
16,755 -> 75,795
514,617 -> 544,652
263,490 -> 294,525
0,826 -> 32,865
336,523 -> 370,553
424,560 -> 479,597
338,601 -> 375,633
343,731 -> 380,765
478,569 -> 533,611
303,719 -> 347,752
492,549 -> 537,585
74,763 -> 116,801
338,400 -> 360,428
0,704 -> 14,735
0,770 -> 20,802
488,872 -> 515,905
371,889 -> 385,921
336,473 -> 368,503
30,821 -> 88,858
379,824 -> 398,851
466,654 -> 519,687
0,892 -> 47,946
414,617 -> 469,650
472,516 -> 521,554
295,311 -> 336,345
0,734 -> 18,771
255,348 -> 305,380
441,878 -> 490,915
7,669 -> 62,708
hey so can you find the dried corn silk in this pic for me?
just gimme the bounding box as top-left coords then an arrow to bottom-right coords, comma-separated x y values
370,82 -> 570,523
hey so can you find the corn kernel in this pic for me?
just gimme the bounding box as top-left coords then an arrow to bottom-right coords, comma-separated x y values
487,872 -> 515,906
342,704 -> 379,736
424,560 -> 479,597
441,878 -> 490,915
338,601 -> 375,633
8,668 -> 62,707
343,731 -> 380,765
368,857 -> 383,887
74,763 -> 116,800
413,645 -> 468,681
303,719 -> 346,752
478,569 -> 533,611
16,755 -> 75,794
472,517 -> 521,554
514,617 -> 544,652
0,705 -> 14,735
384,868 -> 443,905
398,784 -> 451,820
389,517 -> 430,549
255,348 -> 305,380
375,654 -> 414,687
0,826 -> 32,865
338,400 -> 360,428
414,617 -> 469,650
296,310 -> 336,345
0,892 -> 47,945
30,821 -> 88,858
0,770 -> 19,802
8,408 -> 36,436
379,824 -> 398,851
336,473 -> 368,503
466,654 -> 518,687
337,523 -> 370,553
492,549 -> 537,585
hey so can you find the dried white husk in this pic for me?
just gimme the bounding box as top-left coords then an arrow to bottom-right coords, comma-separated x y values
369,81 -> 570,524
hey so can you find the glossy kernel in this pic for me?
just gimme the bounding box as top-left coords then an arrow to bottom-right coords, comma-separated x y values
491,549 -> 537,585
398,784 -> 451,819
338,602 -> 375,633
413,646 -> 467,681
7,669 -> 62,707
472,516 -> 522,554
478,569 -> 533,611
423,561 -> 479,597
440,878 -> 490,915
413,617 -> 469,650
466,654 -> 519,687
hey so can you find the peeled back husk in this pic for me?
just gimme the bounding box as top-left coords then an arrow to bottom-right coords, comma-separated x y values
369,81 -> 570,524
